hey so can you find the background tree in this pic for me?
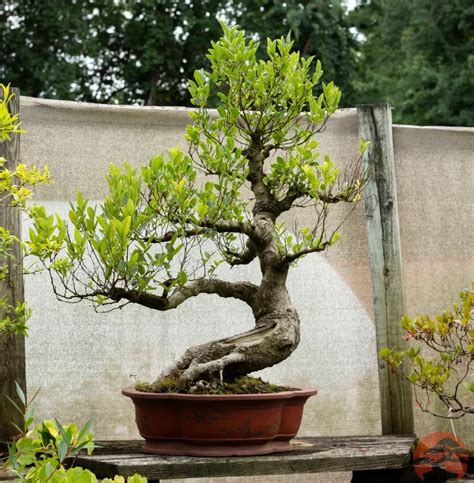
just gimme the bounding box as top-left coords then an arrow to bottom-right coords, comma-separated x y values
0,0 -> 225,105
351,0 -> 474,126
28,25 -> 364,390
0,0 -> 356,107
3,0 -> 471,125
0,1 -> 97,101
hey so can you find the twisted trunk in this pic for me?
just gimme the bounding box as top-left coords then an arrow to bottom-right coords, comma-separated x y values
155,276 -> 300,389
154,216 -> 300,389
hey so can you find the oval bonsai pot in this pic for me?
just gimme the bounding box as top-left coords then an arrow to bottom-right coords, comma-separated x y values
122,387 -> 317,456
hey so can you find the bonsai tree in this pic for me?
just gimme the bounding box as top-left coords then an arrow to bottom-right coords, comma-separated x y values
381,283 -> 473,419
28,24 -> 364,391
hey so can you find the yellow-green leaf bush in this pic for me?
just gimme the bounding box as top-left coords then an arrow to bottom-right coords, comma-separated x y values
381,282 -> 474,418
0,84 -> 50,335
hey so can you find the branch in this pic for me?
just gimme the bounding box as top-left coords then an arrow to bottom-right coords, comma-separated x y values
276,186 -> 361,215
144,220 -> 255,243
317,192 -> 355,204
108,278 -> 258,310
225,239 -> 257,266
275,192 -> 301,214
282,241 -> 331,265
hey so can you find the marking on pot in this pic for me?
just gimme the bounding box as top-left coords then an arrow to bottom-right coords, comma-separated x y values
191,412 -> 227,424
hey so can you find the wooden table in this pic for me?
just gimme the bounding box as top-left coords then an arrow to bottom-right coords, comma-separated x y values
76,435 -> 419,482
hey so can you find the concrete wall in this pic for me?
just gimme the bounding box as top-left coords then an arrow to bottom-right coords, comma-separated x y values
17,98 -> 474,457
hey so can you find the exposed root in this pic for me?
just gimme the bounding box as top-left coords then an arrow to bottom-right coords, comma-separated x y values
180,352 -> 245,386
153,308 -> 300,391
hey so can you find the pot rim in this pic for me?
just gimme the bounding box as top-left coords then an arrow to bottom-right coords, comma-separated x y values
122,387 -> 317,401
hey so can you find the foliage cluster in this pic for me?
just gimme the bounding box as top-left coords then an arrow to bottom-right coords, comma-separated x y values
0,383 -> 146,482
381,283 -> 474,419
351,0 -> 474,125
0,84 -> 24,142
0,84 -> 50,335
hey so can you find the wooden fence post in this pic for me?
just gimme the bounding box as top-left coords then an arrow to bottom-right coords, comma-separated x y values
357,103 -> 414,434
0,87 -> 26,443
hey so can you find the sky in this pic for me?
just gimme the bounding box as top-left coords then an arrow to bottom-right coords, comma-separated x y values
345,0 -> 358,10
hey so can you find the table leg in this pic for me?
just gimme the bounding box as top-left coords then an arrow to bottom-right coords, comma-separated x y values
352,468 -> 419,483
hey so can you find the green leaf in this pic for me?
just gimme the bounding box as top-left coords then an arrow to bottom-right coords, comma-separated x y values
24,406 -> 35,429
77,419 -> 93,442
178,271 -> 187,286
58,437 -> 69,462
127,475 -> 148,483
15,381 -> 26,406
65,467 -> 98,482
3,392 -> 24,416
379,348 -> 392,359
54,419 -> 71,445
194,69 -> 204,86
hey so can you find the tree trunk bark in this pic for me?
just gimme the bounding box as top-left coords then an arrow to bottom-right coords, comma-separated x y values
146,72 -> 159,106
154,273 -> 300,389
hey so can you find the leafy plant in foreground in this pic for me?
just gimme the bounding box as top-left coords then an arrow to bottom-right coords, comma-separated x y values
0,383 -> 146,482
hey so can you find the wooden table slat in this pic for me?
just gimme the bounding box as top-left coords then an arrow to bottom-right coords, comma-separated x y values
75,435 -> 416,480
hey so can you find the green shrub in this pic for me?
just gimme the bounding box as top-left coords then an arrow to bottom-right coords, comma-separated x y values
381,283 -> 473,419
1,383 -> 147,482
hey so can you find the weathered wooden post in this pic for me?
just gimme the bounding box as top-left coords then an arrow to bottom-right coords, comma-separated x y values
357,103 -> 414,434
0,87 -> 26,443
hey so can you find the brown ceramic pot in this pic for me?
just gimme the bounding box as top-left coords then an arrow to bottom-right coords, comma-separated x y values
122,387 -> 317,456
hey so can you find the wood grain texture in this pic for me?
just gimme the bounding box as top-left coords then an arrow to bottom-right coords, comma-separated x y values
357,103 -> 414,434
0,87 -> 26,443
75,435 -> 416,480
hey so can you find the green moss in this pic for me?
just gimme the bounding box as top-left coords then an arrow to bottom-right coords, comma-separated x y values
151,374 -> 182,393
134,380 -> 153,392
218,376 -> 285,394
134,374 -> 182,393
134,375 -> 297,395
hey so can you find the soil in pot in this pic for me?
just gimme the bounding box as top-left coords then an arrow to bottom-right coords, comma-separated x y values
135,375 -> 298,395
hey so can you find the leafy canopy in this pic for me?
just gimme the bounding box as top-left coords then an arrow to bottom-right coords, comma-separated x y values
28,24 -> 362,310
